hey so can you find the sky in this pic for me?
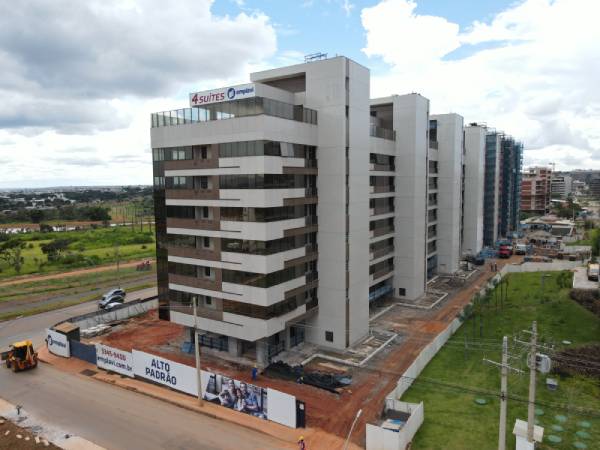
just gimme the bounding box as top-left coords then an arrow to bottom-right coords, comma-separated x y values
1,0 -> 599,188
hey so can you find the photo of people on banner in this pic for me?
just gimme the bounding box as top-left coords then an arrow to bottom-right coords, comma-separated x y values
202,372 -> 267,420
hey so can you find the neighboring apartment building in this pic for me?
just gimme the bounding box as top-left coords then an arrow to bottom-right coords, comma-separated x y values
149,56 -> 482,366
462,123 -> 486,255
551,173 -> 572,199
521,166 -> 552,214
483,132 -> 524,246
430,114 -> 464,274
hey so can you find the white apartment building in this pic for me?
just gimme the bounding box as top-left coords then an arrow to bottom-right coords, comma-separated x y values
431,114 -> 464,274
551,173 -> 572,199
150,56 -> 468,366
463,124 -> 487,255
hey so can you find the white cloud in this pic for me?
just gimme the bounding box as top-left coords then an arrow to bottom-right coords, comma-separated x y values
361,0 -> 600,171
0,0 -> 277,188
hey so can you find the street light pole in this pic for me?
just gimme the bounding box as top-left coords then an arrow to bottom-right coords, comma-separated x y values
343,409 -> 362,450
527,321 -> 537,443
193,296 -> 204,405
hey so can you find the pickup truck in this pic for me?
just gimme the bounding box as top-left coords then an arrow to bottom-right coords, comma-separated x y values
515,243 -> 528,255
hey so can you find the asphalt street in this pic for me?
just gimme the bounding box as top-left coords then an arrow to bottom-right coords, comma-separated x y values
0,364 -> 290,450
0,286 -> 157,349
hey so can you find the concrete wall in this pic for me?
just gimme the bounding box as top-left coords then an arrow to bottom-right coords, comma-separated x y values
463,125 -> 486,255
366,401 -> 425,450
64,298 -> 158,330
392,94 -> 429,299
432,114 -> 464,273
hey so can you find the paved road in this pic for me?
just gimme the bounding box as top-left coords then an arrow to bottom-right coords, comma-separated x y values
0,286 -> 157,349
0,274 -> 156,316
0,364 -> 289,450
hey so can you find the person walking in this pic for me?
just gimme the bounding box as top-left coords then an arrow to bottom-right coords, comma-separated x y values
298,436 -> 306,450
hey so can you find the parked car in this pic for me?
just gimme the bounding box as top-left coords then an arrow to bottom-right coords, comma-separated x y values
498,245 -> 512,259
98,289 -> 126,309
515,243 -> 528,255
104,301 -> 125,311
587,263 -> 599,281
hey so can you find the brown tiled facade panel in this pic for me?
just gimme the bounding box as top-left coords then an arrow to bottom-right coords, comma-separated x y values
169,300 -> 224,321
167,245 -> 221,261
282,167 -> 318,175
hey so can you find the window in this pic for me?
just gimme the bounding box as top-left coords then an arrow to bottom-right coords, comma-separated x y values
204,267 -> 211,277
198,176 -> 208,189
398,288 -> 406,297
325,331 -> 333,342
201,146 -> 208,160
200,207 -> 210,219
202,237 -> 210,248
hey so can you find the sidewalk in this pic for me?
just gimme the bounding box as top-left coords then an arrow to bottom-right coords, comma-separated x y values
38,347 -> 360,450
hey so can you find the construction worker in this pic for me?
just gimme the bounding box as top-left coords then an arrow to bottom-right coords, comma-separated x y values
251,364 -> 258,381
298,436 -> 306,450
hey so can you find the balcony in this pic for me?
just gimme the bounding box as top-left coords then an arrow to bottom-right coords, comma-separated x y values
164,158 -> 218,170
370,266 -> 394,282
370,206 -> 395,216
370,185 -> 395,194
167,245 -> 219,261
370,245 -> 394,260
169,273 -> 219,290
165,189 -> 218,200
429,140 -> 439,150
370,163 -> 395,172
371,225 -> 394,238
151,97 -> 317,128
370,124 -> 396,141
166,218 -> 220,231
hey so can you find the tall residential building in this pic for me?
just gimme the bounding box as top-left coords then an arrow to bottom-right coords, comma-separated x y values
483,132 -> 524,245
521,166 -> 552,214
149,56 -> 478,366
551,173 -> 572,199
462,124 -> 486,255
430,114 -> 464,274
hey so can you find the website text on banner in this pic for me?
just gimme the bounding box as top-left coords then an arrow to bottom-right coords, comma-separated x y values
96,344 -> 134,377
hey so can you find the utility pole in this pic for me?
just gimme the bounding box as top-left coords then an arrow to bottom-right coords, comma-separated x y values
527,321 -> 537,443
193,296 -> 204,406
483,336 -> 523,450
499,336 -> 508,450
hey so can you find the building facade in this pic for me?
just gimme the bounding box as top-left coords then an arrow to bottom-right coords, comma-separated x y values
521,166 -> 552,215
550,173 -> 572,199
150,56 -> 503,365
483,132 -> 524,246
462,124 -> 486,255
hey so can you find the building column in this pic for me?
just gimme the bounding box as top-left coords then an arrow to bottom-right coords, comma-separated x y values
228,337 -> 242,357
255,339 -> 269,368
284,327 -> 292,351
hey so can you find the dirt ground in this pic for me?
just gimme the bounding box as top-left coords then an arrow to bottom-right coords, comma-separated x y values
95,256 -> 522,447
0,417 -> 59,450
0,258 -> 155,288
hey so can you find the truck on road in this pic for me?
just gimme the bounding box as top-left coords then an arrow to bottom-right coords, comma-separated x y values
587,263 -> 599,281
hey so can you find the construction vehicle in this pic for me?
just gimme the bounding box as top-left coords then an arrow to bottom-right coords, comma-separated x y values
1,340 -> 38,372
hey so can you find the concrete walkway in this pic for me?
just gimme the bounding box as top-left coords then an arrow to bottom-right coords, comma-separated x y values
572,266 -> 598,290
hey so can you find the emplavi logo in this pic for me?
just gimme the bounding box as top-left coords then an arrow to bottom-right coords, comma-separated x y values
227,87 -> 236,100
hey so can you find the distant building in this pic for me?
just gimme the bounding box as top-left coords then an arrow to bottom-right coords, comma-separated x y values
550,173 -> 572,198
521,166 -> 552,214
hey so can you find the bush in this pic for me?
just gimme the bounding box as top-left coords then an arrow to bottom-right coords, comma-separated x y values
141,245 -> 147,249
569,289 -> 600,318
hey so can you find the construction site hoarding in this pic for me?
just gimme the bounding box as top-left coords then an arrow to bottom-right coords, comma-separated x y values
46,328 -> 70,358
202,371 -> 268,420
96,344 -> 134,377
132,349 -> 198,395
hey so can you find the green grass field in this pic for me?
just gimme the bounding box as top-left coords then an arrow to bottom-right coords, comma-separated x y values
0,226 -> 155,279
402,272 -> 600,450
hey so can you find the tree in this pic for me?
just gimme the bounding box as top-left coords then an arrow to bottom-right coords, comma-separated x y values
40,239 -> 72,262
29,209 -> 45,223
39,223 -> 53,233
0,240 -> 25,273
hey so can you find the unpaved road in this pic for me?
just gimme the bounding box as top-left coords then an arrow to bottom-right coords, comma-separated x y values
0,258 -> 155,288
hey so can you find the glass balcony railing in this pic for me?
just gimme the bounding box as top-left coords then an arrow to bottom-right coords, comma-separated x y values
151,97 -> 317,128
370,124 -> 396,141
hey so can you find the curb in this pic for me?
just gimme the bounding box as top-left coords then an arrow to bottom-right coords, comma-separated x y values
39,353 -> 296,446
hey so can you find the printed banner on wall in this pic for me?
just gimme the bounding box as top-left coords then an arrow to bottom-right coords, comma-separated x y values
46,329 -> 70,357
96,344 -> 134,377
132,350 -> 197,396
201,371 -> 268,420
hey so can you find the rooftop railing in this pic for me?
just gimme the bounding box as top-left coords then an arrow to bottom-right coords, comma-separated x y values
151,97 -> 317,128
